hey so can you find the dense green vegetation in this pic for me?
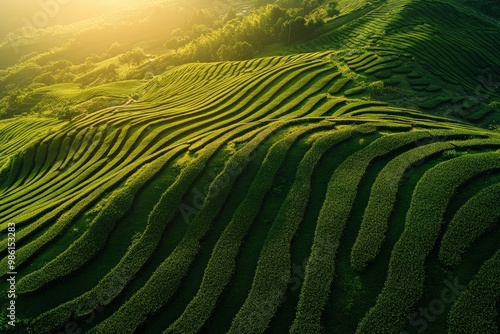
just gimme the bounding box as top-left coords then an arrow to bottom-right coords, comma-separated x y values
0,0 -> 499,333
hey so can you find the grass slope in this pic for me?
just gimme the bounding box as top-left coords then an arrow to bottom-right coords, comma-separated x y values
0,0 -> 499,333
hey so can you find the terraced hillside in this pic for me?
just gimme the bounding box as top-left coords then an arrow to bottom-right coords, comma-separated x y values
295,0 -> 500,127
0,0 -> 499,333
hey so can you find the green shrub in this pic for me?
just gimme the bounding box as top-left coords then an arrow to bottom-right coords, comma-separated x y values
392,65 -> 412,74
229,129 -> 353,334
420,97 -> 452,110
344,86 -> 366,97
447,250 -> 500,334
407,72 -> 422,79
383,79 -> 401,86
17,145 -> 187,293
356,152 -> 500,334
82,122 -> 291,334
374,70 -> 392,79
409,78 -> 430,87
167,123 -> 333,334
291,130 -> 433,333
425,84 -> 442,92
328,78 -> 352,94
467,106 -> 494,122
439,182 -> 500,267
28,124 -> 257,334
351,141 -> 454,271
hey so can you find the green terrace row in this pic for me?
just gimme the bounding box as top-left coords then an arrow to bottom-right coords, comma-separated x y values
1,114 -> 497,334
357,151 -> 500,333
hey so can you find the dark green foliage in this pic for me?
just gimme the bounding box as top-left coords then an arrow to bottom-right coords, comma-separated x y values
357,152 -> 500,334
344,86 -> 366,97
1,1 -> 499,332
167,124 -> 331,334
328,78 -> 352,94
291,130 -> 433,333
383,79 -> 400,86
351,141 -> 454,271
439,182 -> 500,267
420,97 -> 453,110
447,250 -> 500,334
217,41 -> 254,61
16,145 -> 187,294
230,128 -> 352,334
87,123 -> 289,334
118,47 -> 148,66
374,71 -> 392,79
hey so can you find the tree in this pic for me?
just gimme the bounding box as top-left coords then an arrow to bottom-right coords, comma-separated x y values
54,106 -> 81,122
224,7 -> 238,23
233,41 -> 254,60
46,60 -> 72,71
217,44 -> 231,61
119,47 -> 148,66
108,42 -> 123,56
302,0 -> 321,14
164,36 -> 188,50
144,72 -> 155,80
33,72 -> 55,85
287,16 -> 306,43
103,63 -> 119,81
187,9 -> 216,29
217,41 -> 253,61
326,0 -> 340,17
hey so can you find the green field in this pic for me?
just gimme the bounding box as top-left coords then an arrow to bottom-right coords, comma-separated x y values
0,0 -> 499,333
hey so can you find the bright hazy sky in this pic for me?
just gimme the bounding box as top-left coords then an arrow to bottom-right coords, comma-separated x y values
0,0 -> 160,37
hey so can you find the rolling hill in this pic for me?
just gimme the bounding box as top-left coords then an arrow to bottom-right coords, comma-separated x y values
0,0 -> 499,333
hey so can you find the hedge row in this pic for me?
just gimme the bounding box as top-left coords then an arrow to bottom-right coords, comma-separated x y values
85,121 -> 290,334
447,250 -> 500,334
229,129 -> 354,334
13,122 -> 183,235
166,123 -> 332,334
0,149 -> 24,192
10,141 -> 39,188
28,134 -> 62,184
1,126 -> 107,222
350,141 -> 453,271
328,78 -> 352,95
0,54 -> 322,226
356,152 -> 500,334
354,56 -> 399,72
70,127 -> 97,163
439,182 -> 500,267
37,133 -> 66,180
28,124 -> 256,333
0,129 -> 141,270
0,162 -> 114,275
350,135 -> 500,271
16,144 -> 188,294
131,63 -> 328,161
5,125 -> 154,231
291,130 -> 432,333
